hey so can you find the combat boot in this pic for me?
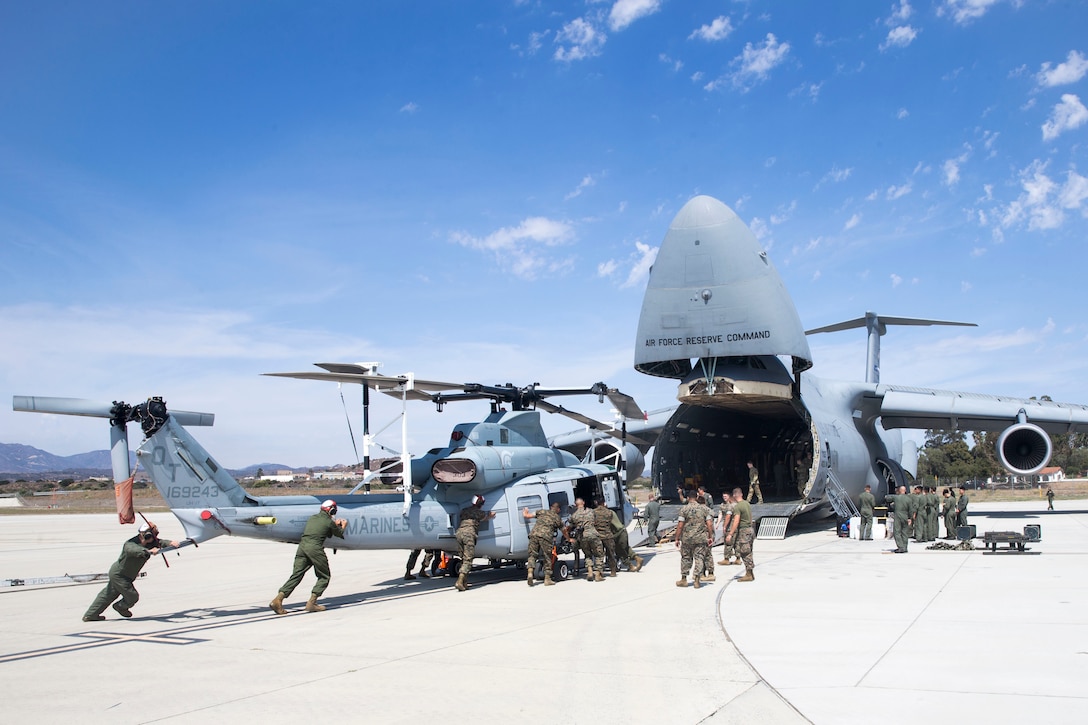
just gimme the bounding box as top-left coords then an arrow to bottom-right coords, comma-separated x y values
717,557 -> 729,565
305,595 -> 326,612
633,555 -> 644,572
543,574 -> 555,586
702,573 -> 716,582
83,614 -> 105,622
675,577 -> 688,587
594,571 -> 604,582
527,571 -> 535,587
585,564 -> 595,581
112,602 -> 132,618
609,568 -> 618,578
738,569 -> 755,582
455,574 -> 467,592
404,571 -> 416,580
268,592 -> 287,615
418,568 -> 430,578
693,575 -> 702,589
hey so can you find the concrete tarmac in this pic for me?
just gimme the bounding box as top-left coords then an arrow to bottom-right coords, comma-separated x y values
0,500 -> 1084,724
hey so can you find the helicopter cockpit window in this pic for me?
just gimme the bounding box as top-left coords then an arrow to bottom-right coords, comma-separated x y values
501,429 -> 509,444
517,495 -> 542,512
547,491 -> 570,511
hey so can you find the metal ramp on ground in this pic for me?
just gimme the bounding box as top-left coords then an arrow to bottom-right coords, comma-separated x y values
757,517 -> 789,539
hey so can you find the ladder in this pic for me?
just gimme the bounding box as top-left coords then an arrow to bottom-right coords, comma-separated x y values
825,470 -> 860,519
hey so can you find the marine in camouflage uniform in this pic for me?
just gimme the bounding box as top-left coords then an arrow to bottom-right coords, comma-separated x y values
270,501 -> 346,614
746,462 -> 763,504
698,494 -> 716,580
675,492 -> 713,588
728,488 -> 755,581
592,501 -> 620,577
454,496 -> 496,591
568,499 -> 604,581
717,494 -> 737,564
523,501 -> 563,586
83,524 -> 178,622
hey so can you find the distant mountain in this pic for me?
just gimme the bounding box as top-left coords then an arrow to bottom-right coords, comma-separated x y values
0,443 -> 304,477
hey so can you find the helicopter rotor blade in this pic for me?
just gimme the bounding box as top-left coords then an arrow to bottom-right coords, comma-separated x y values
12,396 -> 214,426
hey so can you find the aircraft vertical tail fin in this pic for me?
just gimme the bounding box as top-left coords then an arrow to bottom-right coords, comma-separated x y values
136,417 -> 253,541
805,312 -> 977,384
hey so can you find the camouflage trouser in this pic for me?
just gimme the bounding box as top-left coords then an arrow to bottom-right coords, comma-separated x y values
526,535 -> 552,577
680,536 -> 709,578
580,535 -> 604,573
599,536 -> 618,574
703,542 -> 715,575
720,535 -> 736,561
456,530 -> 477,576
736,527 -> 755,570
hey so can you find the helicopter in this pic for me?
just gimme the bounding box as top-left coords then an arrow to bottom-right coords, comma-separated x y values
13,372 -> 645,582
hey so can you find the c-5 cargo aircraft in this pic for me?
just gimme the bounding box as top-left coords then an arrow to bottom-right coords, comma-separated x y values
550,195 -> 1088,522
13,379 -> 642,582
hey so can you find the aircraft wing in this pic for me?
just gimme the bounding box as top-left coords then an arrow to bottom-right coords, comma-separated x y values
874,385 -> 1088,434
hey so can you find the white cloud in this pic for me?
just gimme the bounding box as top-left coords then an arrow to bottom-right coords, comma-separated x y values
897,108 -> 909,119
891,273 -> 903,287
555,18 -> 606,62
821,166 -> 853,184
609,0 -> 661,32
770,200 -> 796,225
728,33 -> 791,91
659,53 -> 683,72
844,213 -> 861,230
1036,50 -> 1088,88
886,182 -> 912,200
450,216 -> 575,279
1042,94 -> 1088,141
689,16 -> 733,42
888,0 -> 913,23
399,102 -> 418,114
942,147 -> 970,187
1059,170 -> 1088,214
938,0 -> 1001,25
880,25 -> 918,51
565,173 -> 599,200
600,240 -> 658,289
996,160 -> 1088,231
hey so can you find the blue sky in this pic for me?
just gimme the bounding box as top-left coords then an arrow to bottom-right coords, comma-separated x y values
2,0 -> 1087,469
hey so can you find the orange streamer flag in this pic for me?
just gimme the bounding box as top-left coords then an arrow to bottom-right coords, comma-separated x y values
115,475 -> 136,524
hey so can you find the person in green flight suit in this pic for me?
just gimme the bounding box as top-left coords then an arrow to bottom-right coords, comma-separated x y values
609,508 -> 644,573
858,484 -> 876,540
956,485 -> 970,528
643,492 -> 661,545
884,485 -> 914,553
942,488 -> 957,539
83,521 -> 179,622
269,499 -> 347,614
523,500 -> 563,586
1047,486 -> 1055,510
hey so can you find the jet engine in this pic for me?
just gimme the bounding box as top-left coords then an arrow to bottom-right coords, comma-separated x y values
584,440 -> 645,481
996,422 -> 1052,475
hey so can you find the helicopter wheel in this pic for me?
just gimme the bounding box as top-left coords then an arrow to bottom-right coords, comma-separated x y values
552,560 -> 569,581
531,560 -> 544,580
447,558 -> 462,576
